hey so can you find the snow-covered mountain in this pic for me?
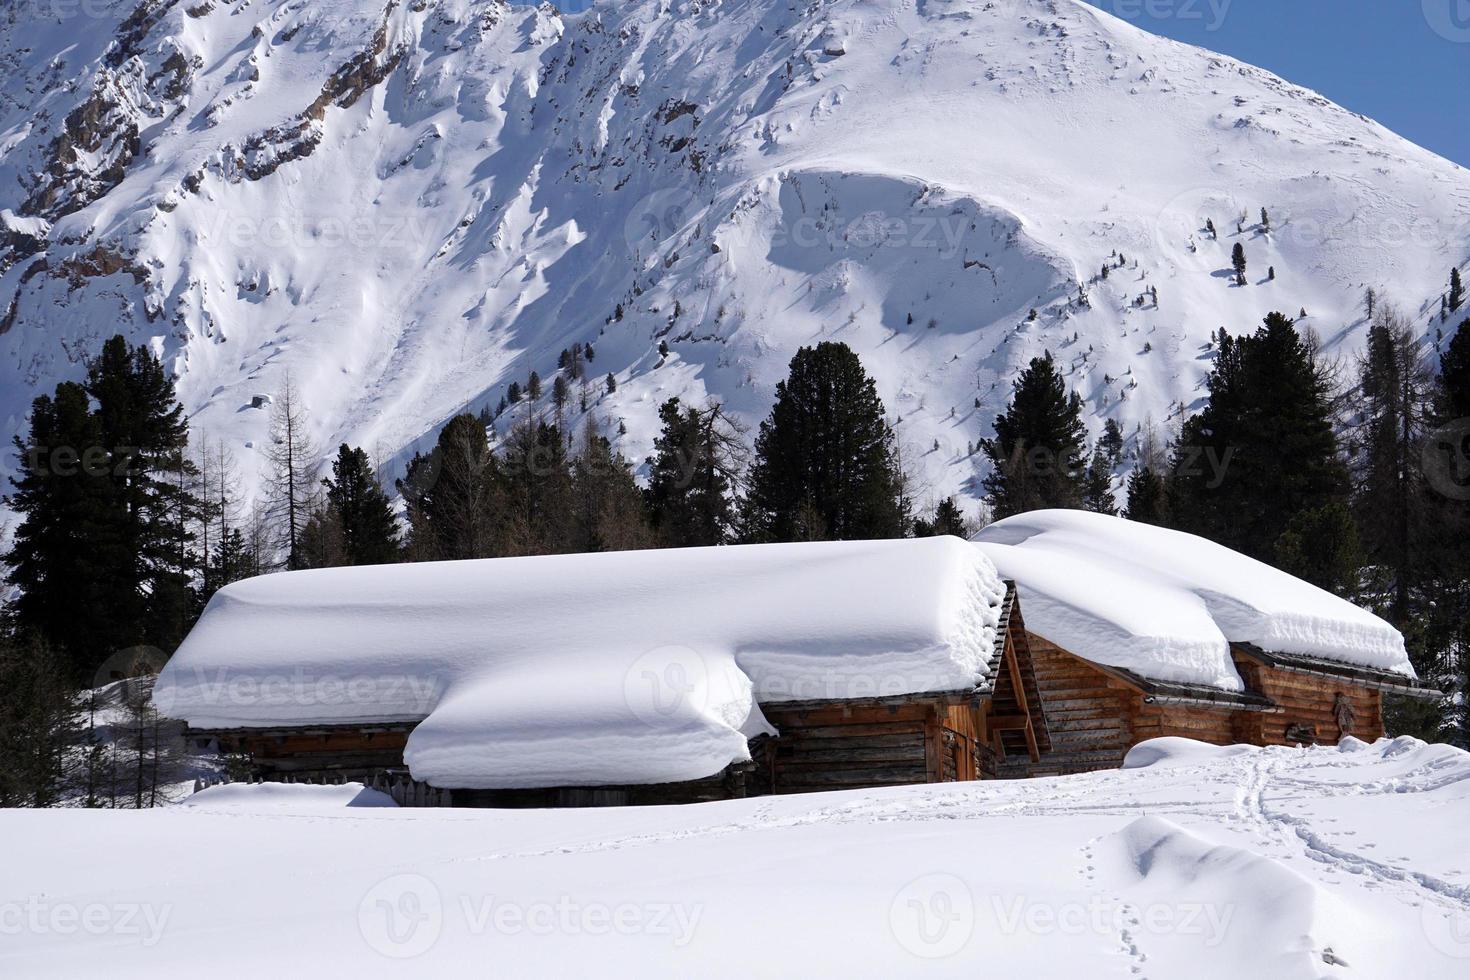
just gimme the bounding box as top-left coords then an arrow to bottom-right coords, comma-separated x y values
3,0 -> 1468,509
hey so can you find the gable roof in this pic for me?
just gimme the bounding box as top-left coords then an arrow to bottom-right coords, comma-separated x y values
974,510 -> 1416,694
155,537 -> 1007,789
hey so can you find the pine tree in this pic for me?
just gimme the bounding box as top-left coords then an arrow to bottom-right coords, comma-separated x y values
398,414 -> 500,561
552,374 -> 569,422
499,420 -> 575,555
645,398 -> 743,547
1231,242 -> 1247,285
0,632 -> 79,807
913,497 -> 973,539
1450,267 -> 1465,315
1171,313 -> 1347,562
5,384 -> 120,681
1354,307 -> 1435,621
322,445 -> 400,566
605,373 -> 618,395
264,373 -> 318,570
1413,319 -> 1470,743
85,336 -> 199,653
295,496 -> 346,569
743,342 -> 908,541
981,351 -> 1087,519
1082,447 -> 1117,515
1440,320 -> 1470,420
1124,466 -> 1169,526
1100,418 -> 1125,468
1274,501 -> 1362,597
570,419 -> 655,553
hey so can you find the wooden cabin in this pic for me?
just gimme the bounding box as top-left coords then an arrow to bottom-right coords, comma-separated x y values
977,510 -> 1440,778
158,540 -> 1051,808
997,634 -> 1432,779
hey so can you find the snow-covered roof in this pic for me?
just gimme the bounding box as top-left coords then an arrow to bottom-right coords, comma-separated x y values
154,538 -> 1007,789
973,510 -> 1413,692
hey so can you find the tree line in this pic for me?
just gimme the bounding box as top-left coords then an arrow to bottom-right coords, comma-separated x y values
3,298 -> 1468,803
980,301 -> 1470,745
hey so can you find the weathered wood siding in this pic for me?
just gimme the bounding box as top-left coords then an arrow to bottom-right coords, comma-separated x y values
757,700 -> 985,794
218,726 -> 411,780
1231,650 -> 1384,745
1000,633 -> 1132,777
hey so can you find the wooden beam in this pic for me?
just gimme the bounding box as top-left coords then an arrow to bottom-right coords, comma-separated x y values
1003,631 -> 1041,762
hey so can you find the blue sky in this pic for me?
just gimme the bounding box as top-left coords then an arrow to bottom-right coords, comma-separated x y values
1081,0 -> 1470,168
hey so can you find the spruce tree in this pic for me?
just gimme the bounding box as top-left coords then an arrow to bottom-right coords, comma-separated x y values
1082,447 -> 1117,515
1441,319 -> 1470,420
1450,267 -> 1465,315
0,632 -> 79,807
743,342 -> 908,541
1231,243 -> 1247,285
5,384 -> 120,681
1100,418 -> 1125,468
85,336 -> 199,653
981,351 -> 1087,519
1274,502 -> 1362,597
645,398 -> 742,547
913,497 -> 973,538
1416,318 -> 1470,744
1171,313 -> 1347,562
1354,307 -> 1435,621
500,420 -> 575,555
322,445 -> 400,565
570,419 -> 654,553
398,413 -> 500,561
1124,466 -> 1169,526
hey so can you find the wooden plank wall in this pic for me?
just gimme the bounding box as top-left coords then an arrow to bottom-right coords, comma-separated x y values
221,728 -> 410,780
1232,653 -> 1383,745
758,700 -> 983,794
998,633 -> 1134,777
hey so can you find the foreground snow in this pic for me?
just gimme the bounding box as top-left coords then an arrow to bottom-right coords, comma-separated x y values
4,737 -> 1468,977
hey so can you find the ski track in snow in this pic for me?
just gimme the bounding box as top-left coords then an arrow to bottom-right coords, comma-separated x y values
4,737 -> 1469,976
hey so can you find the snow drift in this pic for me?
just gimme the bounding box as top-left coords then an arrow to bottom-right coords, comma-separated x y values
182,782 -> 397,810
974,510 -> 1412,690
154,537 -> 1007,787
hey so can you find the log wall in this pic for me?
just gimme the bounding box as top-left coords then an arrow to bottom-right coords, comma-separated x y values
1231,651 -> 1384,745
1005,634 -> 1390,778
999,633 -> 1133,777
758,699 -> 985,795
218,726 -> 411,781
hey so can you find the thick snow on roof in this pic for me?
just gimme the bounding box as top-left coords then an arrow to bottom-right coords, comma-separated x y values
155,538 -> 1006,788
973,510 -> 1412,691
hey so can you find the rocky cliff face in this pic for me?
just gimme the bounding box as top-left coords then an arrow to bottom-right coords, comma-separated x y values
1,0 -> 1467,509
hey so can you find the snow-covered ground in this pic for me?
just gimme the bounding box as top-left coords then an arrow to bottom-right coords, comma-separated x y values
4,736 -> 1468,977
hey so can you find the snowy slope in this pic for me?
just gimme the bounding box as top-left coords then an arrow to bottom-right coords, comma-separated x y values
2,0 -> 1468,511
4,736 -> 1469,976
